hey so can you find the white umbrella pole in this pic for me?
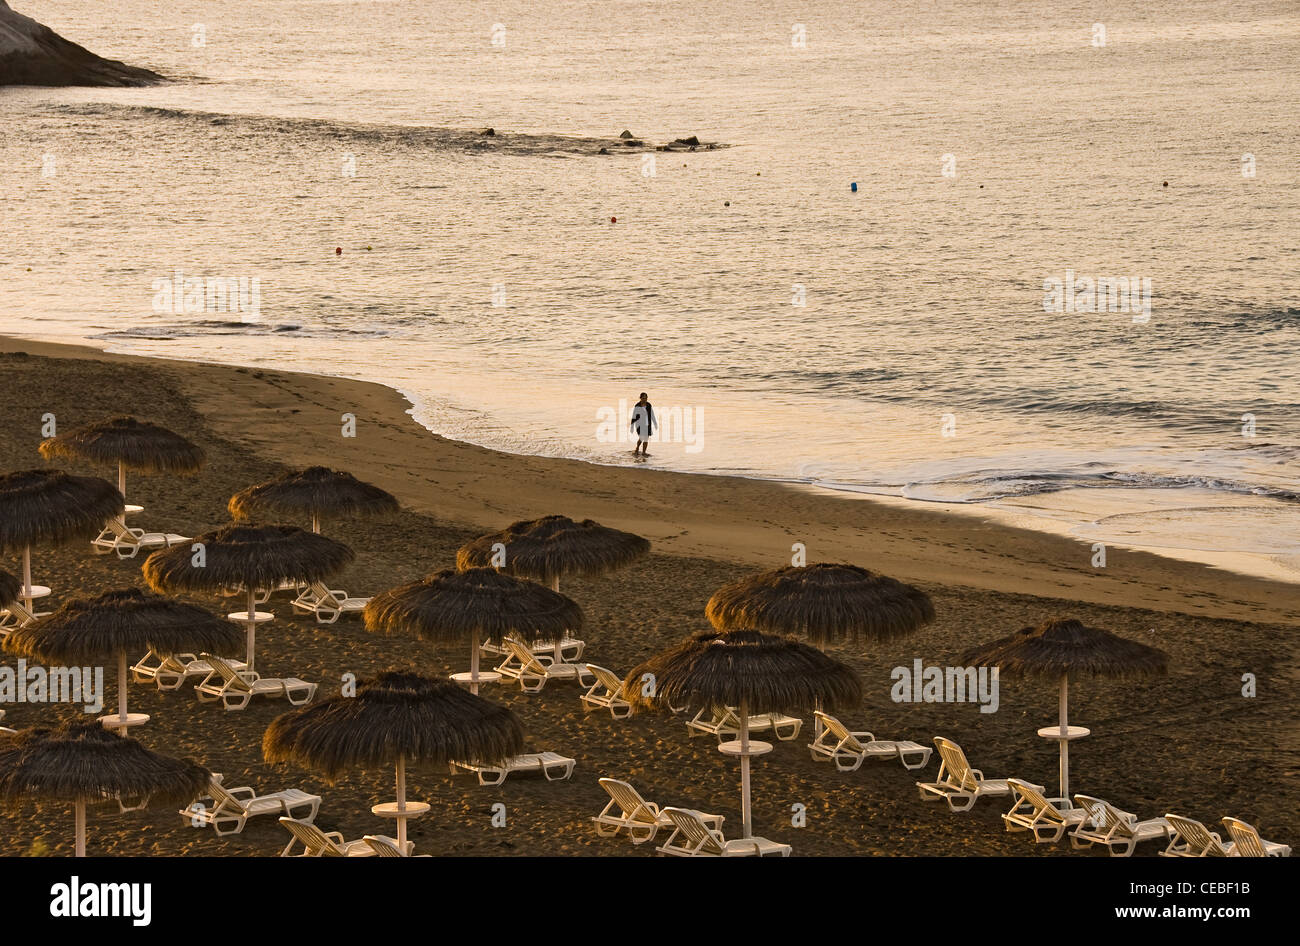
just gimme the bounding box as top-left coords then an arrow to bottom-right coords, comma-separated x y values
311,514 -> 319,534
117,461 -> 127,526
1059,675 -> 1069,799
395,755 -> 408,850
470,632 -> 480,695
116,653 -> 129,736
22,545 -> 33,611
739,698 -> 753,838
245,588 -> 257,672
74,799 -> 86,857
550,576 -> 564,663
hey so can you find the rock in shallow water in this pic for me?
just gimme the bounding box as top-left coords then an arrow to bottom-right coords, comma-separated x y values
0,0 -> 163,87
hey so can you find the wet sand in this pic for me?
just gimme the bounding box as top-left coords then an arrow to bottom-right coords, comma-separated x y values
0,339 -> 1294,856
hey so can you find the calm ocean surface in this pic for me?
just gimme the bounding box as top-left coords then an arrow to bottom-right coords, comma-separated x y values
2,1 -> 1298,579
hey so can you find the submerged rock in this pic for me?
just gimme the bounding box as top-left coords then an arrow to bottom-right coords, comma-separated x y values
0,0 -> 163,87
619,129 -> 635,139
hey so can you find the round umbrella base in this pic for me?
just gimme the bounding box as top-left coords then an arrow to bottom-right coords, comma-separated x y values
227,611 -> 274,623
1037,725 -> 1090,741
124,504 -> 144,515
98,713 -> 149,731
718,740 -> 773,758
450,671 -> 502,688
24,585 -> 52,599
371,801 -> 431,819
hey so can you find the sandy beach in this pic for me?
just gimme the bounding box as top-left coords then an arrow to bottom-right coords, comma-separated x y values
0,337 -> 1295,857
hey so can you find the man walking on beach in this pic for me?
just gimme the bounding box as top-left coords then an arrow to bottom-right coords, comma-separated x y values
630,392 -> 656,456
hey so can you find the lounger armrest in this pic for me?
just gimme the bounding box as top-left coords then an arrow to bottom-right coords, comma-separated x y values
325,831 -> 346,844
969,768 -> 984,780
226,786 -> 257,800
236,670 -> 262,684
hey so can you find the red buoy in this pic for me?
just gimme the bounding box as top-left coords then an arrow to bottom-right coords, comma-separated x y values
335,247 -> 342,255
610,216 -> 617,223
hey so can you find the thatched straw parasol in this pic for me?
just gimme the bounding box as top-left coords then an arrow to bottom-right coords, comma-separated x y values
39,416 -> 204,525
365,567 -> 582,693
229,466 -> 399,534
0,721 -> 210,856
457,515 -> 646,661
457,514 -> 649,589
625,629 -> 861,837
706,562 -> 933,737
961,617 -> 1169,798
706,562 -> 934,646
0,469 -> 124,610
5,588 -> 242,736
264,672 -> 524,851
0,569 -> 20,610
143,524 -> 354,671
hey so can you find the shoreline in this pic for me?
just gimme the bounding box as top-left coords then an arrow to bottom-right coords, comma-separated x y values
4,334 -> 1297,626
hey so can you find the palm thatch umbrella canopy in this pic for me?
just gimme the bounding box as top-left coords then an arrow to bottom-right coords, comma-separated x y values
5,588 -> 241,735
961,617 -> 1169,798
264,672 -> 524,850
625,629 -> 861,837
706,563 -> 935,647
457,514 -> 650,589
229,467 -> 399,534
143,524 -> 354,671
0,721 -> 210,856
39,416 -> 204,522
0,469 -> 124,609
0,569 -> 20,610
365,567 -> 583,693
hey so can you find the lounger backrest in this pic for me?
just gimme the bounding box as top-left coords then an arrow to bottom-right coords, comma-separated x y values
934,737 -> 979,791
662,808 -> 723,854
1008,779 -> 1062,819
1073,795 -> 1131,836
104,518 -> 133,541
365,836 -> 405,857
600,778 -> 651,821
309,581 -> 344,606
202,655 -> 250,691
280,817 -> 343,856
1221,818 -> 1267,857
208,780 -> 248,815
815,712 -> 863,751
504,637 -> 546,671
588,665 -> 626,697
1165,814 -> 1228,856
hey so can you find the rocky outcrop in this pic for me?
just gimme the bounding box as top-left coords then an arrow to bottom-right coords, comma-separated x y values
0,1 -> 162,87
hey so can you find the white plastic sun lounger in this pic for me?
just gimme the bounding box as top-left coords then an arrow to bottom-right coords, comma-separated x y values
1161,814 -> 1238,857
656,808 -> 792,857
193,655 -> 317,710
917,737 -> 1042,812
182,779 -> 321,836
1069,795 -> 1171,856
132,649 -> 248,690
0,598 -> 51,637
495,637 -> 594,692
278,817 -> 412,857
481,634 -> 584,662
591,777 -> 723,844
580,665 -> 633,719
291,581 -> 369,625
91,517 -> 189,559
1220,817 -> 1291,857
1001,779 -> 1091,843
451,751 -> 576,786
807,711 -> 932,771
687,706 -> 802,742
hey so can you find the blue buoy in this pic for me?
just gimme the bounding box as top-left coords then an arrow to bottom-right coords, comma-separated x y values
850,182 -> 858,192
